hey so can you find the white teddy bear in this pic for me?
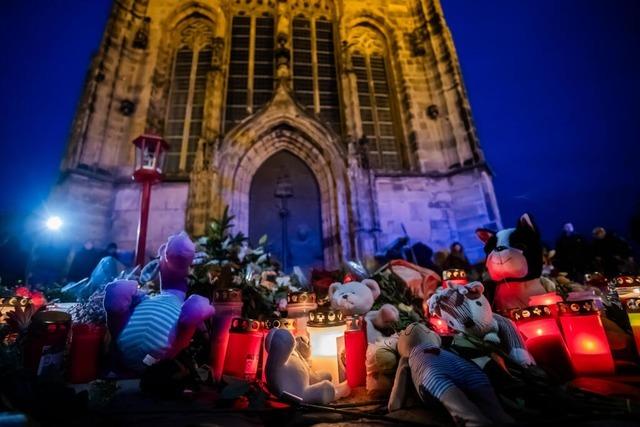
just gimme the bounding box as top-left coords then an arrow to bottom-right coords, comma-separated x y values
329,279 -> 400,395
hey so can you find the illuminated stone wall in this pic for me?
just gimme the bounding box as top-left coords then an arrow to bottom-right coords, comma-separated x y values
53,0 -> 501,266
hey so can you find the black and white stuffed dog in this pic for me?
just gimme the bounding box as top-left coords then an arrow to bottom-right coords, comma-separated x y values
476,213 -> 549,312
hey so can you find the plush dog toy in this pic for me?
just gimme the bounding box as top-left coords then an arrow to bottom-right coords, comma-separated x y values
265,328 -> 350,403
476,213 -> 550,311
428,282 -> 535,367
389,323 -> 513,427
104,232 -> 215,372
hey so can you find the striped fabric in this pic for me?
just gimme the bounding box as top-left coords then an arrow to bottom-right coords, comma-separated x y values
408,343 -> 491,400
494,313 -> 535,366
117,293 -> 182,371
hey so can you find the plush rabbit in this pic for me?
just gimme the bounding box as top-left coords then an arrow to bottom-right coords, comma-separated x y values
264,328 -> 350,404
389,323 -> 513,427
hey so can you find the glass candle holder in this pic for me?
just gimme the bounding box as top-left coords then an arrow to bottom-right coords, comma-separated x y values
344,315 -> 367,388
260,318 -> 297,381
69,323 -> 106,384
286,292 -> 317,337
442,269 -> 468,288
223,317 -> 263,381
24,311 -> 71,378
614,275 -> 640,356
558,300 -> 615,375
307,306 -> 346,384
510,305 -> 573,380
528,292 -> 563,317
210,288 -> 243,382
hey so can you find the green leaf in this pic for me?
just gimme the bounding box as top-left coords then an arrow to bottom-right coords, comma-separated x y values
258,234 -> 268,246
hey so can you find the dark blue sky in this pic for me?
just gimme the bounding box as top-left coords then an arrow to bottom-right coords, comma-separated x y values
0,1 -> 639,244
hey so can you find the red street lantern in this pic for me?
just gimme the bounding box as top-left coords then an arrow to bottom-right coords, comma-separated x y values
558,300 -> 615,375
131,134 -> 169,266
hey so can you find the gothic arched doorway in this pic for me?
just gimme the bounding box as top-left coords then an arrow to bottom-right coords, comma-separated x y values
249,150 -> 324,272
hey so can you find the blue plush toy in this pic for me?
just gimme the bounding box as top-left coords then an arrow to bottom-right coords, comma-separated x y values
104,232 -> 214,372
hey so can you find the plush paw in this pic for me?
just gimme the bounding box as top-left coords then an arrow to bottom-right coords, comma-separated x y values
334,381 -> 351,399
181,294 -> 215,324
379,304 -> 400,325
483,332 -> 501,344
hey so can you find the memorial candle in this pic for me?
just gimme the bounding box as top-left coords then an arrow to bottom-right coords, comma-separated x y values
344,315 -> 366,388
528,292 -> 563,317
210,288 -> 243,382
558,300 -> 615,375
442,269 -> 468,288
286,292 -> 317,338
614,275 -> 640,356
307,307 -> 345,385
223,318 -> 263,380
510,305 -> 573,380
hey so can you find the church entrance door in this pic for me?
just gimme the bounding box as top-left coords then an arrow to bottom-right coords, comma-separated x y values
249,150 -> 324,273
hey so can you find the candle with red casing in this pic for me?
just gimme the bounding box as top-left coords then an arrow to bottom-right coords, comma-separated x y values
558,300 -> 615,375
442,269 -> 468,288
223,318 -> 264,380
510,305 -> 573,380
528,292 -> 563,317
615,275 -> 640,357
286,292 -> 317,338
344,315 -> 366,388
210,289 -> 243,382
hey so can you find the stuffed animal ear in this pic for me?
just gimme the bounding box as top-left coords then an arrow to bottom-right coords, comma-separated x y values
328,282 -> 342,298
462,281 -> 485,300
362,279 -> 381,300
475,228 -> 495,244
518,213 -> 538,234
387,358 -> 411,412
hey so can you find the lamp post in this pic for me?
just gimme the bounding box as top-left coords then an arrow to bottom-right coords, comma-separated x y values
131,134 -> 168,267
274,172 -> 293,272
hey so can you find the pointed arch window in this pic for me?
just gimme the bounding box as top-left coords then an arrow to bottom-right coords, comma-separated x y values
292,16 -> 341,134
352,52 -> 401,170
165,44 -> 212,174
224,14 -> 275,132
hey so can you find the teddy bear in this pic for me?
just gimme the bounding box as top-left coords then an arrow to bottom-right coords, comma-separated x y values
328,279 -> 399,343
104,232 -> 215,372
476,213 -> 552,312
388,322 -> 513,427
264,328 -> 350,404
328,279 -> 400,395
428,282 -> 535,368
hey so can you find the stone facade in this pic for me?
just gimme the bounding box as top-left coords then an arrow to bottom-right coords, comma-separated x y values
52,0 -> 501,266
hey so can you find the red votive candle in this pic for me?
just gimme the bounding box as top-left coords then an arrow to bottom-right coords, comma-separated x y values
260,318 -> 297,381
442,269 -> 467,288
510,305 -> 573,380
223,318 -> 263,380
344,315 -> 367,388
615,275 -> 640,357
23,311 -> 71,377
558,300 -> 615,375
286,292 -> 317,338
528,292 -> 563,317
69,323 -> 105,383
210,288 -> 243,382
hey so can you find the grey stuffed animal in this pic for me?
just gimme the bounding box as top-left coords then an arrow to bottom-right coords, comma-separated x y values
389,323 -> 513,427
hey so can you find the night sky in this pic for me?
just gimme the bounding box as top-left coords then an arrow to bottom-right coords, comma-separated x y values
0,0 -> 639,246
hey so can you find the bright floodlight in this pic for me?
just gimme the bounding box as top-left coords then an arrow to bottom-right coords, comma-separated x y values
46,216 -> 63,231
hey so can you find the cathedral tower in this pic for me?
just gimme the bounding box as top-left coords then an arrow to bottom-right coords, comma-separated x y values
51,0 -> 501,269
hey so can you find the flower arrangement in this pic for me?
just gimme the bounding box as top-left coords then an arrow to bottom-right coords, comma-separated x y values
190,206 -> 302,319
